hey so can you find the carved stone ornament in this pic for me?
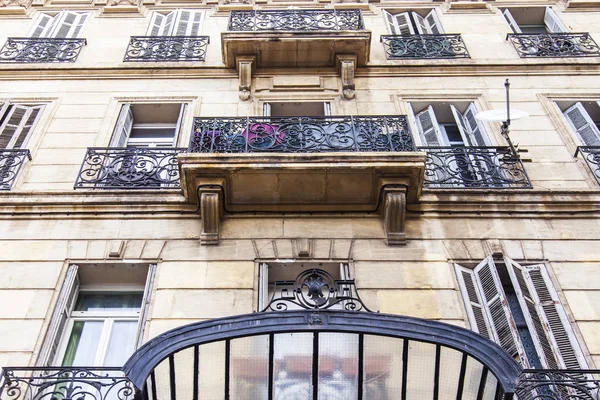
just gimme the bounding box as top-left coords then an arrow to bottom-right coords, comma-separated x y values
383,188 -> 407,245
237,56 -> 254,101
221,0 -> 251,4
337,55 -> 356,100
0,0 -> 30,7
109,0 -> 137,6
199,190 -> 221,245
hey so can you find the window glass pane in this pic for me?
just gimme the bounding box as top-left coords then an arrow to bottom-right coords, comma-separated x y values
406,341 -> 436,399
104,321 -> 138,365
74,292 -> 143,312
274,333 -> 313,400
231,335 -> 269,399
363,335 -> 404,399
62,320 -> 103,366
318,333 -> 358,400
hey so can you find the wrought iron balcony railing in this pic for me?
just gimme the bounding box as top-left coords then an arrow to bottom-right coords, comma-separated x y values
421,146 -> 532,189
515,370 -> 600,399
227,9 -> 364,31
575,146 -> 600,185
0,38 -> 87,63
381,34 -> 470,59
123,36 -> 210,62
0,367 -> 137,400
507,33 -> 600,58
189,116 -> 417,153
74,147 -> 186,190
0,149 -> 30,190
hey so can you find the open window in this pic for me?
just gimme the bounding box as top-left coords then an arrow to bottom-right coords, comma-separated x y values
110,103 -> 186,148
455,257 -> 588,370
556,100 -> 600,146
29,11 -> 91,39
147,10 -> 205,37
263,102 -> 331,117
383,9 -> 444,35
0,102 -> 44,150
36,263 -> 156,367
502,7 -> 568,34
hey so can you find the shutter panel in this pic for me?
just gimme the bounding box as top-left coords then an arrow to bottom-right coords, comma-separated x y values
163,10 -> 175,36
174,10 -> 192,36
471,257 -> 529,366
383,10 -> 398,34
455,263 -> 492,339
544,7 -> 568,33
258,263 -> 269,311
563,102 -> 600,146
263,103 -> 271,117
463,103 -> 491,146
503,9 -> 522,33
0,105 -> 43,149
36,265 -> 79,366
415,105 -> 445,146
394,12 -> 414,36
110,104 -> 133,147
135,264 -> 157,349
69,12 -> 90,39
424,9 -> 444,34
412,12 -> 427,34
148,12 -> 166,36
323,102 -> 331,116
507,260 -> 588,369
53,11 -> 78,39
173,103 -> 186,146
187,10 -> 204,36
450,105 -> 471,146
13,105 -> 43,148
29,13 -> 57,38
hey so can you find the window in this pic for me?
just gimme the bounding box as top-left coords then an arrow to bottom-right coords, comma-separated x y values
147,10 -> 205,36
258,262 -> 350,311
383,9 -> 443,35
502,7 -> 568,34
29,11 -> 91,39
0,102 -> 44,149
409,102 -> 490,147
110,103 -> 186,148
556,101 -> 600,146
263,102 -> 331,117
455,256 -> 588,369
36,264 -> 156,367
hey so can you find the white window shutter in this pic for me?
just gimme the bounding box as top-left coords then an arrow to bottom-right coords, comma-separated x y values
463,103 -> 491,146
263,103 -> 271,117
383,10 -> 399,34
135,264 -> 157,349
148,12 -> 166,36
174,10 -> 191,36
424,9 -> 444,34
503,9 -> 522,33
110,104 -> 133,147
450,104 -> 471,146
188,10 -> 205,36
163,10 -> 176,36
412,12 -> 427,34
69,12 -> 90,39
0,104 -> 44,149
544,7 -> 569,33
415,105 -> 445,146
258,263 -> 269,311
172,103 -> 186,146
53,12 -> 78,38
455,263 -> 493,339
393,12 -> 414,36
29,13 -> 58,38
563,102 -> 600,146
35,264 -> 79,366
323,102 -> 331,116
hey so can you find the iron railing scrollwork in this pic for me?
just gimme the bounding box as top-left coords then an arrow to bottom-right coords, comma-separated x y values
189,116 -> 417,153
421,146 -> 532,189
123,36 -> 210,62
227,9 -> 364,31
575,146 -> 600,186
381,34 -> 470,59
507,33 -> 600,58
261,268 -> 373,312
515,370 -> 600,400
0,367 -> 139,400
74,147 -> 187,189
0,149 -> 31,190
0,38 -> 87,63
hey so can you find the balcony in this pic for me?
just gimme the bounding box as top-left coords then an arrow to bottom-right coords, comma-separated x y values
575,146 -> 600,185
123,36 -> 210,62
0,38 -> 86,63
74,147 -> 186,190
421,146 -> 532,189
381,34 -> 470,59
221,9 -> 371,68
0,149 -> 30,190
506,33 -> 600,58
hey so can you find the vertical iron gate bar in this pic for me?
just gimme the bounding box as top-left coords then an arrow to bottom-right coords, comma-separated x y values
476,366 -> 488,400
225,339 -> 231,400
357,334 -> 364,400
245,117 -> 249,153
401,339 -> 409,400
268,333 -> 274,400
150,370 -> 158,400
433,344 -> 441,400
168,355 -> 176,400
351,116 -> 358,152
313,332 -> 319,400
192,345 -> 199,400
494,381 -> 502,400
142,382 -> 150,400
456,353 -> 468,400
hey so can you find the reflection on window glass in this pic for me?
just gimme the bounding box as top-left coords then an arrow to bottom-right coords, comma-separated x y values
62,321 -> 103,366
104,321 -> 138,365
74,292 -> 143,312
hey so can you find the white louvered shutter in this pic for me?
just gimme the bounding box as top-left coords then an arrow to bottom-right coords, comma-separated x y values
36,265 -> 80,366
415,105 -> 445,146
53,12 -> 90,39
29,13 -> 59,38
503,9 -> 522,33
563,102 -> 600,146
390,12 -> 414,36
258,263 -> 269,311
544,7 -> 568,33
148,12 -> 166,36
450,104 -> 471,146
172,10 -> 204,36
263,102 -> 272,117
172,103 -> 186,146
323,102 -> 331,116
424,9 -> 444,34
0,104 -> 44,149
463,103 -> 491,146
506,260 -> 588,369
135,264 -> 157,348
412,12 -> 428,34
455,263 -> 493,339
383,10 -> 399,34
110,104 -> 133,147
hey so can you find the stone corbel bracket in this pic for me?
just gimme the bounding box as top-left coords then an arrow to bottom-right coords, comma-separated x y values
383,187 -> 407,246
199,187 -> 223,245
237,55 -> 255,101
336,54 -> 356,100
